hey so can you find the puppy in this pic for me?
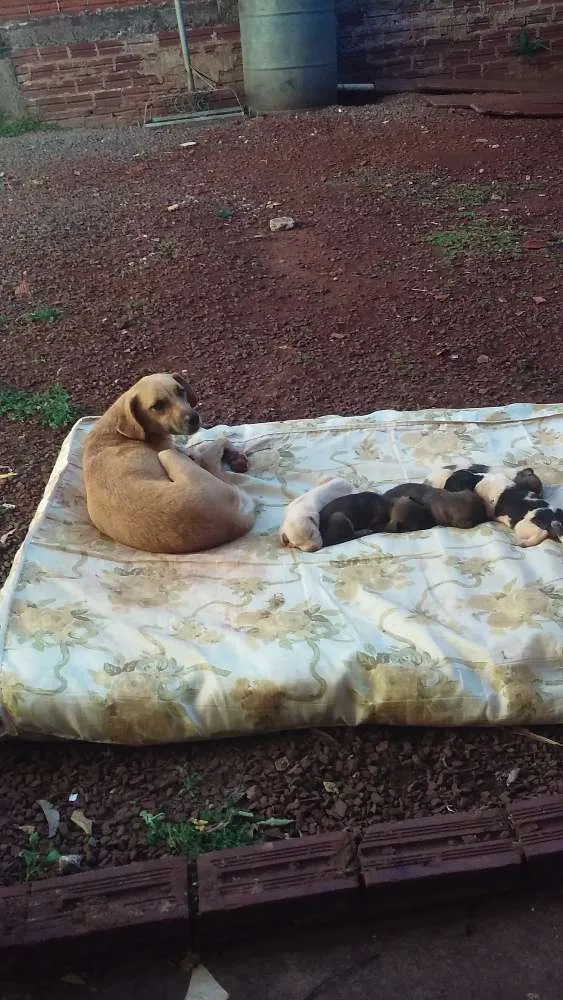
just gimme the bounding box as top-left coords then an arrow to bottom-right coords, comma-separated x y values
279,478 -> 353,552
494,488 -> 563,547
319,491 -> 391,547
428,464 -> 543,513
385,496 -> 436,534
427,463 -> 559,546
385,483 -> 487,529
83,373 -> 254,553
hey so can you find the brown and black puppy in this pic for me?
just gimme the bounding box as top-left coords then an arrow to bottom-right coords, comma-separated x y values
384,483 -> 487,529
83,373 -> 254,553
319,491 -> 391,547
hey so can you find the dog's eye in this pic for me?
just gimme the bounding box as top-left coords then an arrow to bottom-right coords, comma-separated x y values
151,399 -> 166,412
176,385 -> 185,397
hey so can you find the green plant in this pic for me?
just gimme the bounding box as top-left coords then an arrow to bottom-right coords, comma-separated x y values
21,306 -> 63,324
0,114 -> 57,138
0,384 -> 81,428
293,354 -> 317,366
514,31 -> 548,58
443,182 -> 504,208
19,831 -> 60,882
140,805 -> 292,858
427,220 -> 519,260
176,767 -> 202,797
215,205 -> 233,220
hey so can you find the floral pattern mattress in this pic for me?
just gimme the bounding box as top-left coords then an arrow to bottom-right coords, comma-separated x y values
1,402 -> 562,744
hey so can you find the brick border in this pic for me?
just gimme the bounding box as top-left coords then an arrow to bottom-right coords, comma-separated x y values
1,794 -> 562,968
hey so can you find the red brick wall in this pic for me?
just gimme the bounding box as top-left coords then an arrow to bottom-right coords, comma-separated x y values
9,27 -> 243,126
2,0 -> 562,127
0,0 -> 163,18
338,0 -> 563,82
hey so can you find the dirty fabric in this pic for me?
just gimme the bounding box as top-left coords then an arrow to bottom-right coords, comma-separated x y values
0,403 -> 562,743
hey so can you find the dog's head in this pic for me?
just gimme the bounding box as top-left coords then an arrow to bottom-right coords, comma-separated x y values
279,513 -> 323,552
116,373 -> 200,441
513,467 -> 543,497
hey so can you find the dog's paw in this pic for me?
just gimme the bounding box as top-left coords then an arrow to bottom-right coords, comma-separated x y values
224,447 -> 248,473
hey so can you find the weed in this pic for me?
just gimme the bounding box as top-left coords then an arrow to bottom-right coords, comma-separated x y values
19,831 -> 60,882
21,306 -> 63,324
140,806 -> 292,858
0,384 -> 81,428
293,354 -> 317,366
176,767 -> 202,798
427,220 -> 519,260
442,182 -> 504,208
0,114 -> 57,138
514,31 -> 548,59
215,205 -> 233,220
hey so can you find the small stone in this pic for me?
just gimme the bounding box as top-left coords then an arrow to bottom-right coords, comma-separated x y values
477,354 -> 490,364
269,216 -> 296,232
274,756 -> 290,772
332,799 -> 348,819
245,785 -> 258,801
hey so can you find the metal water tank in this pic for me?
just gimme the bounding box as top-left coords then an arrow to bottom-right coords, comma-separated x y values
239,0 -> 337,112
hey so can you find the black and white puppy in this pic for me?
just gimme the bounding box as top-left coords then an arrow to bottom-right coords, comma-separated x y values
428,464 -> 561,547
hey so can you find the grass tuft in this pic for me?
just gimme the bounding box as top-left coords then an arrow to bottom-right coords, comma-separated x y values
0,114 -> 58,138
0,384 -> 81,428
140,805 -> 293,858
427,220 -> 519,260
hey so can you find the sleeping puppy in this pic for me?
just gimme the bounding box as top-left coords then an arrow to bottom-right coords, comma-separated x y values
384,496 -> 436,534
427,463 -> 560,546
319,491 -> 391,547
494,488 -> 563,547
279,477 -> 353,552
384,483 -> 487,529
83,373 -> 254,553
428,464 -> 543,510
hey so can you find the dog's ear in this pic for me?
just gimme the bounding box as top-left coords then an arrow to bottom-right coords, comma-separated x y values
116,392 -> 145,440
172,372 -> 198,407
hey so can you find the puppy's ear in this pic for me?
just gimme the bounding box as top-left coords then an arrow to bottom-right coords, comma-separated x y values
172,372 -> 198,407
116,392 -> 145,440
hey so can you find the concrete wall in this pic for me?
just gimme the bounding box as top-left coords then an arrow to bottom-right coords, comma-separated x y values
0,0 -> 561,125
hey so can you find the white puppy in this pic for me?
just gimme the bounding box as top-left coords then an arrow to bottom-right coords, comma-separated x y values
279,477 -> 354,552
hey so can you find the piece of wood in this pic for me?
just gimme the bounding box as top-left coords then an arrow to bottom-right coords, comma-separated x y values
414,75 -> 562,94
470,95 -> 563,117
425,94 -> 485,108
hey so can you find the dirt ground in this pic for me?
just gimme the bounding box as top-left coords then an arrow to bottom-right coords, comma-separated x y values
0,94 -> 562,884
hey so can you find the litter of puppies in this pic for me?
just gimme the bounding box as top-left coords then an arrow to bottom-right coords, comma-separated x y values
282,464 -> 561,551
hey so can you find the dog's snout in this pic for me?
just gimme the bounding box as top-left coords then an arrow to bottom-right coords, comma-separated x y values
188,411 -> 200,431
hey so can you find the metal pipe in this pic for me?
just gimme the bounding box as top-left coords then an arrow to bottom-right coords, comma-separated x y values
337,83 -> 377,91
173,0 -> 195,92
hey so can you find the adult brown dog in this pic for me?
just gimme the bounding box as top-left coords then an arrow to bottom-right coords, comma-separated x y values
83,373 -> 254,553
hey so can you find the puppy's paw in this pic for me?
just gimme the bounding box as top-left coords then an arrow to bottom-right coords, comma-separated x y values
224,447 -> 248,474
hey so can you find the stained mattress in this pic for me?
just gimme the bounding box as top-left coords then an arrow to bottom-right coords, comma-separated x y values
0,402 -> 562,744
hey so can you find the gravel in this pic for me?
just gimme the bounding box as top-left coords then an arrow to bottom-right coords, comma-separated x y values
1,93 -> 562,885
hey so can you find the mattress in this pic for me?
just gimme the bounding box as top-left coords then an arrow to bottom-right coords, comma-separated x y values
0,401 -> 562,743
